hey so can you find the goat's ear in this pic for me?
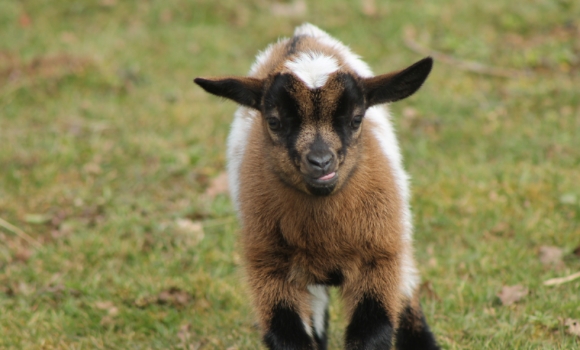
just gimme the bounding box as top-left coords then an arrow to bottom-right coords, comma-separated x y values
363,57 -> 433,107
194,77 -> 264,110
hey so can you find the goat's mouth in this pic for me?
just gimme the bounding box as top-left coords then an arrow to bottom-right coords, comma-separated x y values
317,172 -> 336,181
304,171 -> 338,196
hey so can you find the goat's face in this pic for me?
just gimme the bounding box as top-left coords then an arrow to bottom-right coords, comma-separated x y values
259,72 -> 365,195
195,56 -> 433,196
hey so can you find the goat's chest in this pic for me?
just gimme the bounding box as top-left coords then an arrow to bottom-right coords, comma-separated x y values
280,215 -> 362,251
279,206 -> 393,264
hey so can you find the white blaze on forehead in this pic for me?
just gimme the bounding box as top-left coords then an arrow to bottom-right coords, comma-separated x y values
285,52 -> 339,89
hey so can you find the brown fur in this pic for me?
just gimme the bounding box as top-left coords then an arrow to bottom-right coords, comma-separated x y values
240,116 -> 405,330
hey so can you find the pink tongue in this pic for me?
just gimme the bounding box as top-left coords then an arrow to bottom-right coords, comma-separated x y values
318,172 -> 336,181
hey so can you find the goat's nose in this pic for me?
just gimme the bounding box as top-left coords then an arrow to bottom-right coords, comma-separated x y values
307,152 -> 333,171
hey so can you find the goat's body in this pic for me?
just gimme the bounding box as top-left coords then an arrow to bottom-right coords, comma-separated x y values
199,23 -> 438,350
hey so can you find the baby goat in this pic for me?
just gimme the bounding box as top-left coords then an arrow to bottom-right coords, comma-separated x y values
195,23 -> 438,350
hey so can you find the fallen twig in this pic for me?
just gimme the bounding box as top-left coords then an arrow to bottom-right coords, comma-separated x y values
0,217 -> 42,248
403,26 -> 533,78
543,271 -> 580,286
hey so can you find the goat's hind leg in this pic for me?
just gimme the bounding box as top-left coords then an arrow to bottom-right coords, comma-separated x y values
264,302 -> 315,350
395,292 -> 440,350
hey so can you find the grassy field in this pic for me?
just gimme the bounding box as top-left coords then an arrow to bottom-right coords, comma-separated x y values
1,0 -> 579,348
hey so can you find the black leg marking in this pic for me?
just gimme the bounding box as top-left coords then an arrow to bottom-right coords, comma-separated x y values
264,304 -> 315,350
325,269 -> 344,286
312,308 -> 329,350
345,295 -> 394,350
395,305 -> 440,350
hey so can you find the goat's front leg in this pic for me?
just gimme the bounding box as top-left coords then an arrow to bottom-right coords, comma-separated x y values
342,258 -> 403,350
246,265 -> 316,349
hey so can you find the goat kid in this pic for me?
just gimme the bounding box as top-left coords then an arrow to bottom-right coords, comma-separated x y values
195,23 -> 439,350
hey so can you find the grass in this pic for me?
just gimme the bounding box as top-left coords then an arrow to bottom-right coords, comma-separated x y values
1,0 -> 579,348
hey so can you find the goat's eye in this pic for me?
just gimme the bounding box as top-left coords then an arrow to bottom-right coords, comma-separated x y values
267,117 -> 281,131
351,114 -> 363,129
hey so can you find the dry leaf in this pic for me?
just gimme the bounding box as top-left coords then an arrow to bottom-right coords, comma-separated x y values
83,162 -> 102,175
160,9 -> 173,23
60,32 -> 77,44
270,0 -> 307,17
96,300 -> 118,326
538,245 -> 564,266
1,54 -> 92,84
175,218 -> 205,246
204,172 -> 229,199
19,13 -> 31,27
1,285 -> 15,297
565,318 -> 580,337
108,306 -> 119,316
419,281 -> 441,301
100,315 -> 115,327
178,323 -> 192,341
157,287 -> 192,307
483,307 -> 496,316
489,222 -> 510,235
361,0 -> 377,17
177,323 -> 199,350
50,209 -> 70,228
134,295 -> 156,308
175,218 -> 203,234
14,246 -> 32,262
403,107 -> 418,119
17,282 -> 33,296
95,301 -> 115,310
36,284 -> 66,301
100,0 -> 117,6
497,285 -> 528,306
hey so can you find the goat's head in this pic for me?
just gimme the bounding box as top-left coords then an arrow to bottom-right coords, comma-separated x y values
195,55 -> 432,196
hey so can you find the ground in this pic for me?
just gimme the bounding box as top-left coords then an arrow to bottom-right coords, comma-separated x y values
0,0 -> 579,349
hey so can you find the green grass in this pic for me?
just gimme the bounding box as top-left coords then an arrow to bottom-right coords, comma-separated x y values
1,0 -> 579,348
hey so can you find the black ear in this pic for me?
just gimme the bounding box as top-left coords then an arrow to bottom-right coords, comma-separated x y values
194,76 -> 264,110
363,57 -> 433,107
